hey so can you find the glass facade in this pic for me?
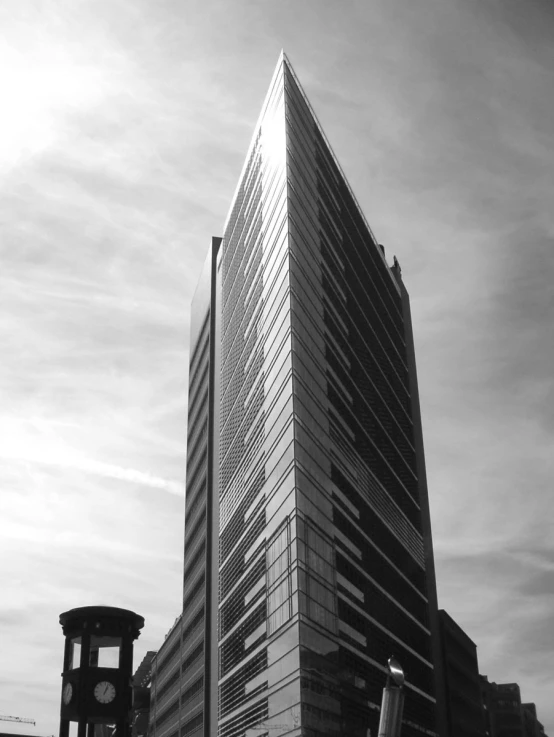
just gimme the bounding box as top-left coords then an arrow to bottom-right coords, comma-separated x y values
218,58 -> 297,737
149,238 -> 221,737
151,52 -> 441,737
282,60 -> 439,736
215,55 -> 440,737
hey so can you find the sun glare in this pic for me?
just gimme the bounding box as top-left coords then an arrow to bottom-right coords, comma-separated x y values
261,109 -> 287,169
0,47 -> 103,168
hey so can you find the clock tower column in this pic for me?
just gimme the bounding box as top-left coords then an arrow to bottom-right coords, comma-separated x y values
59,606 -> 144,737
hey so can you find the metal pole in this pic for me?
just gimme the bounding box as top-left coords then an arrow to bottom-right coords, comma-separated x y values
377,657 -> 405,737
77,718 -> 87,737
378,686 -> 404,737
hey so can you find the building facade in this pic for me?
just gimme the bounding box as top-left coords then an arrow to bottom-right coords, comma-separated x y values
480,679 -> 549,737
437,610 -> 486,737
151,52 -> 443,737
521,704 -> 548,737
149,238 -> 221,737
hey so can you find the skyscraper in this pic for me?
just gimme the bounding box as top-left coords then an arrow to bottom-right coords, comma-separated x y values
149,51 -> 442,737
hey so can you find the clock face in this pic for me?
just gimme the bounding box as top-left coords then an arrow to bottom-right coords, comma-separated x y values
94,681 -> 116,704
62,682 -> 73,705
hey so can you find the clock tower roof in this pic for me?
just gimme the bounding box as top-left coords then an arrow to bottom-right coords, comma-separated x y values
59,606 -> 144,638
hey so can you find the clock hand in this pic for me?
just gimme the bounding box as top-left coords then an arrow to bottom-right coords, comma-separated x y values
104,685 -> 108,696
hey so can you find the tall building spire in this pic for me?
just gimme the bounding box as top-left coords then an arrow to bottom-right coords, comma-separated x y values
150,52 -> 442,737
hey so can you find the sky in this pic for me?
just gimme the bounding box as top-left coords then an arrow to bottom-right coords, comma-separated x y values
1,0 -> 553,732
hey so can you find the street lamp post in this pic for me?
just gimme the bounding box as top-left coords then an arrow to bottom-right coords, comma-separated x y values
377,657 -> 405,737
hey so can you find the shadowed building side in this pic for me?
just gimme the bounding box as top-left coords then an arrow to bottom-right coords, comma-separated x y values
437,610 -> 486,736
480,679 -> 550,737
283,57 -> 440,736
148,238 -> 221,737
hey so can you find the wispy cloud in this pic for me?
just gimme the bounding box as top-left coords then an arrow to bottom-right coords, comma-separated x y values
0,420 -> 184,495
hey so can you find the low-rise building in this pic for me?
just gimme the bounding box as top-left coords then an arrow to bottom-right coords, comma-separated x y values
480,678 -> 549,737
522,703 -> 548,737
132,650 -> 157,737
437,609 -> 486,736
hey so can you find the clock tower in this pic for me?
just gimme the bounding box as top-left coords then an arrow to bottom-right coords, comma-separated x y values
59,606 -> 144,737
